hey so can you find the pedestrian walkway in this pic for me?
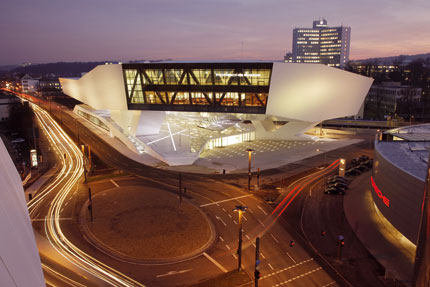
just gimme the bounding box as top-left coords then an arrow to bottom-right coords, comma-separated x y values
344,171 -> 416,286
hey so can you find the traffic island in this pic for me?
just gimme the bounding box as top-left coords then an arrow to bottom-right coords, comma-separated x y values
79,185 -> 215,264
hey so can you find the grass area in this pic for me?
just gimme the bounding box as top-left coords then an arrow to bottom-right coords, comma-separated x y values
190,270 -> 252,287
86,186 -> 212,260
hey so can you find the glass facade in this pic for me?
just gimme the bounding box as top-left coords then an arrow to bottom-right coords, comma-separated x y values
122,62 -> 272,114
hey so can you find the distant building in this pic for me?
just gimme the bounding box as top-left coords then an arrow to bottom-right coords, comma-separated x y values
0,92 -> 20,121
285,19 -> 350,68
364,82 -> 422,120
21,74 -> 39,93
39,78 -> 61,97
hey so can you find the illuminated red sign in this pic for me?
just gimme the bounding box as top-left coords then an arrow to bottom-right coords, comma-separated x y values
371,176 -> 390,207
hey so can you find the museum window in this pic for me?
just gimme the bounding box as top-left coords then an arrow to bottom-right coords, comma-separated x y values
190,69 -> 213,85
214,69 -> 237,85
145,69 -> 164,84
164,69 -> 184,85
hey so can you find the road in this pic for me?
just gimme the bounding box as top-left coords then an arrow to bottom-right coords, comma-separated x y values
5,88 -> 365,287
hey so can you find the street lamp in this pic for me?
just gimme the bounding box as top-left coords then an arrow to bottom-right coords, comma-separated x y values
233,205 -> 247,271
246,148 -> 254,190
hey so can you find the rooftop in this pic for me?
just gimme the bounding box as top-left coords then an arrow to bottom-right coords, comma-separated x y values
376,124 -> 430,181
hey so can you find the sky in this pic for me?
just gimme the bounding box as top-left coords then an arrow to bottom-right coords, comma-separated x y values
1,0 -> 429,65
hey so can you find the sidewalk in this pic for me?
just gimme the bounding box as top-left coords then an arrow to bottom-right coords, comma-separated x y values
344,171 -> 416,286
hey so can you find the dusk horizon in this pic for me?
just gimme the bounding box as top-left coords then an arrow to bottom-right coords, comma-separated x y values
2,0 -> 429,66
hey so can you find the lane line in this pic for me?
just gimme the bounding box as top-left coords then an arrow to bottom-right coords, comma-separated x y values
203,252 -> 228,273
258,205 -> 268,215
216,215 -> 227,227
260,253 -> 266,259
228,214 -> 232,218
270,267 -> 322,286
286,252 -> 296,264
258,218 -> 265,227
200,194 -> 252,207
219,236 -> 224,242
268,263 -> 274,270
261,258 -> 314,279
270,233 -> 279,244
233,220 -> 238,225
245,234 -> 250,240
110,179 -> 119,187
321,282 -> 337,287
243,215 -> 248,221
225,244 -> 231,250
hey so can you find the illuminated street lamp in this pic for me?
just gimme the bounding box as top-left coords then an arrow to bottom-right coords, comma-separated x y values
246,148 -> 254,190
233,205 -> 247,271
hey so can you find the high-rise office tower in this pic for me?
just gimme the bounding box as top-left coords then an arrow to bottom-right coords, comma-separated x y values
285,19 -> 350,68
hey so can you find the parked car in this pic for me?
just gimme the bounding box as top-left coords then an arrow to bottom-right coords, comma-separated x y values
327,177 -> 348,184
327,182 -> 348,190
324,186 -> 345,195
345,168 -> 361,176
359,155 -> 369,162
351,158 -> 360,165
328,175 -> 347,181
355,164 -> 369,172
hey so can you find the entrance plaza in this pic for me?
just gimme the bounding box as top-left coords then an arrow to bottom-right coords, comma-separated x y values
60,61 -> 373,167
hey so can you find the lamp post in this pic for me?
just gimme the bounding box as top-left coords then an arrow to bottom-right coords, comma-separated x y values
246,148 -> 254,190
233,205 -> 247,271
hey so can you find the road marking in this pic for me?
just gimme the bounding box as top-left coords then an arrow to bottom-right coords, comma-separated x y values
64,202 -> 69,207
253,243 -> 256,248
245,234 -> 250,240
258,205 -> 268,215
286,252 -> 296,264
228,214 -> 232,218
233,220 -> 237,225
268,263 -> 274,270
261,258 -> 314,279
258,218 -> 265,227
60,208 -> 64,213
222,208 -> 227,212
203,252 -> 228,273
243,215 -> 248,221
219,236 -> 224,242
216,215 -> 227,226
260,253 -> 266,259
269,267 -> 322,286
270,233 -> 279,244
155,269 -> 192,278
232,253 -> 237,259
321,282 -> 337,287
110,179 -> 119,187
225,244 -> 231,250
200,194 -> 252,207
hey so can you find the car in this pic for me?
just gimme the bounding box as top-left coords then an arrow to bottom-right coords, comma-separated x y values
327,182 -> 348,189
324,186 -> 345,195
328,175 -> 347,181
345,168 -> 361,176
327,177 -> 348,184
359,155 -> 370,162
355,164 -> 368,171
351,158 -> 360,165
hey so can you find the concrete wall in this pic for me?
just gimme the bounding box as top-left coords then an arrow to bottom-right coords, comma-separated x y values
267,63 -> 373,122
0,139 -> 45,286
372,144 -> 424,244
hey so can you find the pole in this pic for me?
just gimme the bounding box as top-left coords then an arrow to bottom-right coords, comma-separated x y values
248,150 -> 252,190
238,209 -> 243,271
88,188 -> 93,222
255,237 -> 260,286
179,173 -> 182,203
257,168 -> 260,187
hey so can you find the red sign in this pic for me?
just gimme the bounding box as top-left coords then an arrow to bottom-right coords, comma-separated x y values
371,176 -> 390,207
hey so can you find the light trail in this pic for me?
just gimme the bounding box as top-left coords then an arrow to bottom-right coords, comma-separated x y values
26,103 -> 145,287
